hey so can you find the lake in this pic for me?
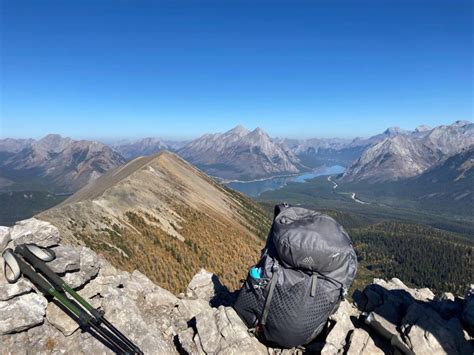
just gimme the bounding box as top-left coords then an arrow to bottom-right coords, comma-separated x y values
226,165 -> 346,197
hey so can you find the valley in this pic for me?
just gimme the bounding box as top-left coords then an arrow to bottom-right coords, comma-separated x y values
1,121 -> 472,297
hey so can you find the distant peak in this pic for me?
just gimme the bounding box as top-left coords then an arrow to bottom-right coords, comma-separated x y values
414,125 -> 432,133
227,125 -> 249,136
252,127 -> 266,136
383,127 -> 407,136
451,120 -> 471,127
39,133 -> 64,142
384,127 -> 401,133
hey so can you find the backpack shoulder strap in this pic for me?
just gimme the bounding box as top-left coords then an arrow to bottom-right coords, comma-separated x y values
260,266 -> 280,326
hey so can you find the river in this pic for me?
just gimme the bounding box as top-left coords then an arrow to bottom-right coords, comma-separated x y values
226,165 -> 345,197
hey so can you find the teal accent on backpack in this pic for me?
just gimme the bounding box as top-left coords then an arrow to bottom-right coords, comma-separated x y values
249,267 -> 262,279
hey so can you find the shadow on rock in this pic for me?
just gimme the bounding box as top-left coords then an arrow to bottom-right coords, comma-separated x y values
354,279 -> 474,355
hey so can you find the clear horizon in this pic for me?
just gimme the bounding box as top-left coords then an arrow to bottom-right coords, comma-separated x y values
1,0 -> 472,140
1,120 -> 471,143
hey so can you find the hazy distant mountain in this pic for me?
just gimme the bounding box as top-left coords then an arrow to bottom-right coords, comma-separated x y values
339,145 -> 474,217
112,137 -> 169,159
178,125 -> 305,181
277,127 -> 410,168
0,138 -> 35,153
110,137 -> 190,160
0,134 -> 126,192
410,145 -> 473,189
342,121 -> 474,182
39,151 -> 270,291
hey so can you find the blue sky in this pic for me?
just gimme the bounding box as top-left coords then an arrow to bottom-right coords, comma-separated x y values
0,0 -> 472,140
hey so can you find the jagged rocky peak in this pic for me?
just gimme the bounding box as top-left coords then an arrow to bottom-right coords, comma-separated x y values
342,120 -> 474,182
251,127 -> 266,135
0,138 -> 35,153
111,137 -> 170,160
0,134 -> 126,192
414,124 -> 432,133
1,218 -> 473,354
178,125 -> 303,181
451,120 -> 472,128
226,124 -> 250,136
383,126 -> 408,136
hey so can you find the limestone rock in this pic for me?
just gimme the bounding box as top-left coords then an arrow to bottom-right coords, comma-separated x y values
175,298 -> 211,321
347,328 -> 384,355
47,245 -> 81,273
321,300 -> 359,353
365,308 -> 399,338
10,218 -> 60,247
124,270 -> 158,298
46,301 -> 80,336
190,306 -> 267,354
0,226 -> 10,251
63,247 -> 99,288
178,327 -> 202,355
374,278 -> 435,302
26,321 -> 113,354
402,302 -> 472,354
123,269 -> 178,308
0,292 -> 47,334
0,275 -> 33,301
101,289 -> 178,354
95,257 -> 130,287
186,268 -> 227,303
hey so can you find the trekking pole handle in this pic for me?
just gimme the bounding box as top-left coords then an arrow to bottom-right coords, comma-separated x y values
3,249 -> 53,294
15,244 -> 65,288
5,249 -> 90,322
15,245 -> 104,317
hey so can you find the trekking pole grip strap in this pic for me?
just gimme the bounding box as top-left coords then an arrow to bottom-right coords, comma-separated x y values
15,244 -> 64,288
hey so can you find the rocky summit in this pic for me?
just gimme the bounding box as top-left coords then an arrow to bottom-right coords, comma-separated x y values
1,219 -> 473,354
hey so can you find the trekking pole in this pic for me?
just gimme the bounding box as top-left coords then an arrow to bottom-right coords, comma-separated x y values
14,244 -> 144,355
2,248 -> 135,354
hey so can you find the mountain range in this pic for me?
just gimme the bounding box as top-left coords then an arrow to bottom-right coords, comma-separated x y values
3,121 -> 470,193
0,134 -> 125,192
1,120 -> 472,226
341,145 -> 474,216
108,121 -> 473,184
342,120 -> 474,182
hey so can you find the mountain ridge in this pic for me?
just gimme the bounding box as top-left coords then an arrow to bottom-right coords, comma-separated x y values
37,151 -> 271,292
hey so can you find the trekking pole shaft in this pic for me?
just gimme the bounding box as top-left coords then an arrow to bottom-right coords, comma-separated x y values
16,245 -> 142,354
63,282 -> 141,353
12,253 -> 89,321
62,283 -> 101,316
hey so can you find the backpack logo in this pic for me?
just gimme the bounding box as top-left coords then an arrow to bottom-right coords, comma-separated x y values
301,256 -> 315,265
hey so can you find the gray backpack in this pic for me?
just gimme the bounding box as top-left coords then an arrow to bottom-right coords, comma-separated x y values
234,204 -> 357,348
